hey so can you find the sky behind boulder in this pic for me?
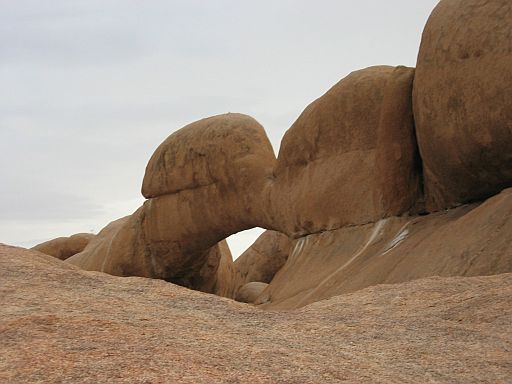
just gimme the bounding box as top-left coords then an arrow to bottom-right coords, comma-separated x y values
0,0 -> 439,257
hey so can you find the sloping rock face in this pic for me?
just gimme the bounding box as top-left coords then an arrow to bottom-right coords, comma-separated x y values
413,0 -> 512,211
31,233 -> 94,260
2,245 -> 511,383
270,66 -> 421,237
234,230 -> 291,286
258,188 -> 512,309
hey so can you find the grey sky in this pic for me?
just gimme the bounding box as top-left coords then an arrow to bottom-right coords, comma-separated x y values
0,0 -> 439,258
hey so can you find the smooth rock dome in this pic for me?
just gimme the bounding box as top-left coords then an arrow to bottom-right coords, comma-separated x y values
413,0 -> 512,211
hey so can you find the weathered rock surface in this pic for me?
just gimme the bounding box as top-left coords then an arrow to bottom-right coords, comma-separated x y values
413,0 -> 512,211
1,245 -> 511,383
259,188 -> 512,309
235,281 -> 268,303
270,66 -> 421,237
234,230 -> 291,286
31,233 -> 94,260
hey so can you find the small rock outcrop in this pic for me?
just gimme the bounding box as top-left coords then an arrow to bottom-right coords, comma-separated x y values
235,282 -> 268,303
32,233 -> 95,260
413,0 -> 512,211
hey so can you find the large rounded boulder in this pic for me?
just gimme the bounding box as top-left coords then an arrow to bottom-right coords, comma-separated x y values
270,66 -> 421,236
413,0 -> 512,211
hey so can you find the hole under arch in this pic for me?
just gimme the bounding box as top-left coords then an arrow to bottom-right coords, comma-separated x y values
226,227 -> 265,260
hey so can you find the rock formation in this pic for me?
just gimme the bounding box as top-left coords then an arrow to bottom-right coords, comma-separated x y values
2,245 -> 511,383
67,113 -> 276,297
413,0 -> 512,211
32,233 -> 95,260
3,0 -> 512,381
30,0 -> 512,315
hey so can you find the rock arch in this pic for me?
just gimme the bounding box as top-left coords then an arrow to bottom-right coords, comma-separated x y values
67,65 -> 421,298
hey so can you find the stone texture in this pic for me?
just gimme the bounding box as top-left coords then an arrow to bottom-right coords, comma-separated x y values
235,282 -> 268,303
413,0 -> 512,211
234,230 -> 291,286
259,188 -> 512,309
270,66 -> 421,237
31,233 -> 94,260
2,245 -> 511,383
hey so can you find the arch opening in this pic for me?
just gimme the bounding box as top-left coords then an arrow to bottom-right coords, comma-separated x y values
226,227 -> 265,260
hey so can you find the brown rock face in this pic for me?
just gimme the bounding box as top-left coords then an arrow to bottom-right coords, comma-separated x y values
259,188 -> 512,309
2,245 -> 511,383
234,230 -> 291,286
68,113 -> 276,297
413,0 -> 512,211
32,233 -> 95,260
271,66 -> 421,237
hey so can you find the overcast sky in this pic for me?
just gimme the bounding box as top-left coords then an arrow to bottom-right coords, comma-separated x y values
0,0 -> 439,258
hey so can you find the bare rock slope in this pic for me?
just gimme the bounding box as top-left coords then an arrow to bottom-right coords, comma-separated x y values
1,245 -> 511,383
258,188 -> 512,309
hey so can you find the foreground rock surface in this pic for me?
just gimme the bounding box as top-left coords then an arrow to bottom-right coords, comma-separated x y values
2,245 -> 511,383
